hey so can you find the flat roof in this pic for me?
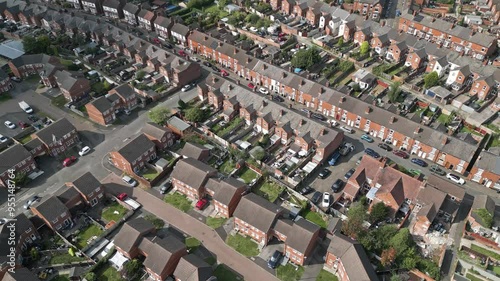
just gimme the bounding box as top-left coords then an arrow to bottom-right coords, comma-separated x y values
0,40 -> 25,60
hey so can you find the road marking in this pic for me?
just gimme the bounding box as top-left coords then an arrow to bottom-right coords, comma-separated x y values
20,192 -> 35,202
122,137 -> 129,142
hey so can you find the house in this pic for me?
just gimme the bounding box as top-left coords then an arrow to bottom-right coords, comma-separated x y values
351,0 -> 383,20
173,254 -> 214,281
468,150 -> 500,188
81,0 -> 103,15
85,96 -> 117,126
137,9 -> 156,31
233,193 -> 283,245
351,69 -> 376,90
166,116 -> 192,137
110,134 -> 156,175
65,0 -> 82,9
170,158 -> 217,200
424,86 -> 453,103
170,23 -> 190,46
142,122 -> 176,150
55,184 -> 86,211
0,214 -> 40,267
31,196 -> 73,231
180,142 -> 210,162
108,83 -> 138,109
54,70 -> 91,101
468,195 -> 496,233
405,48 -> 427,70
8,54 -> 60,79
123,3 -> 140,26
65,172 -> 104,207
325,233 -> 378,281
2,267 -> 39,281
102,0 -> 123,19
31,118 -> 79,157
114,218 -> 187,281
0,69 -> 13,93
212,177 -> 247,218
0,144 -> 37,188
154,16 -> 175,40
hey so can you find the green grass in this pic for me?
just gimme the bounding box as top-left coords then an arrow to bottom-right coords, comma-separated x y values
237,166 -> 258,184
60,59 -> 74,66
0,93 -> 11,103
206,217 -> 227,229
436,113 -> 450,124
101,202 -> 127,223
214,264 -> 241,281
76,224 -> 104,249
460,126 -> 483,136
466,273 -> 484,281
51,275 -> 70,281
226,234 -> 260,257
301,209 -> 327,228
142,167 -> 160,181
204,4 -> 230,18
49,252 -> 86,265
277,263 -> 304,281
316,270 -> 338,281
218,117 -> 243,137
186,237 -> 201,252
164,192 -> 193,212
254,181 -> 284,202
489,134 -> 500,148
471,244 -> 500,260
219,159 -> 236,174
95,264 -> 123,281
51,95 -> 67,108
205,256 -> 217,266
19,135 -> 33,144
485,123 -> 500,133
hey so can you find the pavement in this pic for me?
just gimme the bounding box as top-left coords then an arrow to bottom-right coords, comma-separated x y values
104,173 -> 279,281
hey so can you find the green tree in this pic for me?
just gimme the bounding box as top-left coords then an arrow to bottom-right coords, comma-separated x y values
291,48 -> 321,70
368,202 -> 388,223
387,81 -> 402,103
360,225 -> 397,253
389,228 -> 414,255
417,259 -> 441,280
360,41 -> 370,55
148,107 -> 171,125
84,272 -> 97,281
13,171 -> 27,186
341,202 -> 367,239
184,107 -> 206,122
424,71 -> 439,89
22,35 -> 38,54
218,0 -> 230,8
390,274 -> 404,281
122,259 -> 141,279
144,214 -> 165,230
245,14 -> 260,24
178,99 -> 188,110
250,147 -> 266,161
30,247 -> 39,261
103,80 -> 112,91
337,37 -> 344,47
136,70 -> 146,80
338,60 -> 354,72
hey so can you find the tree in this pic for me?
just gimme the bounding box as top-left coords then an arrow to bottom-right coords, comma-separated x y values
103,80 -> 112,91
387,81 -> 402,103
341,202 -> 367,239
178,99 -> 188,110
30,247 -> 39,261
84,272 -> 97,281
360,41 -> 370,55
369,202 -> 388,223
250,147 -> 266,161
136,70 -> 146,80
144,214 -> 165,230
245,14 -> 260,24
337,37 -> 344,47
417,258 -> 441,280
338,60 -> 354,72
0,33 -> 5,41
359,225 -> 397,253
122,259 -> 141,279
390,275 -> 404,281
148,107 -> 171,125
184,107 -> 206,122
424,71 -> 439,89
381,247 -> 397,266
389,228 -> 414,255
291,48 -> 321,70
22,35 -> 39,54
218,0 -> 230,8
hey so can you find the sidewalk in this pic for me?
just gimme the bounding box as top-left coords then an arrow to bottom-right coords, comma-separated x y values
107,183 -> 279,281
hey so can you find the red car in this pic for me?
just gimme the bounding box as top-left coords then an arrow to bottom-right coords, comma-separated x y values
62,156 -> 77,167
18,122 -> 29,129
117,193 -> 128,201
152,38 -> 161,44
248,83 -> 255,89
393,150 -> 409,159
178,50 -> 187,57
221,69 -> 229,77
195,198 -> 208,210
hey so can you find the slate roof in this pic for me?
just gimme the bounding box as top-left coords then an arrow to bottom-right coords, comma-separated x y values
2,267 -> 39,281
123,3 -> 139,14
286,218 -> 320,253
116,134 -> 155,163
34,118 -> 76,145
475,150 -> 500,175
114,218 -> 156,253
111,83 -> 136,99
55,185 -> 80,205
140,236 -> 186,275
425,175 -> 465,200
171,158 -> 216,189
171,23 -> 190,36
415,185 -> 446,221
471,195 -> 496,227
69,172 -> 101,197
213,177 -> 246,206
180,142 -> 209,161
103,0 -> 121,9
142,122 -> 172,140
174,254 -> 213,281
0,144 -> 32,176
54,70 -> 88,93
9,54 -> 56,67
88,96 -> 112,113
233,193 -> 282,233
0,214 -> 36,265
32,195 -> 69,224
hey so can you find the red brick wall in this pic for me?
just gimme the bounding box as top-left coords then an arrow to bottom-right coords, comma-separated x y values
234,217 -> 268,244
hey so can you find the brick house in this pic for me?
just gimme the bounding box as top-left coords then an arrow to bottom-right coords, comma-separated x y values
0,69 -> 12,93
325,233 -> 378,281
405,48 -> 427,70
81,0 -> 103,15
170,158 -> 217,200
170,23 -> 190,46
31,196 -> 73,231
0,214 -> 40,267
386,41 -> 408,62
18,4 -> 47,27
114,218 -> 187,281
255,112 -> 274,134
212,177 -> 247,218
468,150 -> 500,188
110,134 -> 156,175
137,9 -> 156,31
270,0 -> 282,10
2,267 -> 39,280
54,70 -> 91,102
180,142 -> 210,162
154,16 -> 175,39
221,95 -> 240,121
0,144 -> 37,188
351,0 -> 383,20
123,3 -> 140,26
233,193 -> 283,245
8,54 -> 60,79
468,195 -> 496,233
142,122 -> 176,151
240,104 -> 257,125
66,0 -> 82,9
85,96 -> 117,126
173,254 -> 213,281
3,2 -> 24,22
102,0 -> 123,19
281,0 -> 295,14
273,218 -> 321,265
65,172 -> 104,207
31,118 -> 79,157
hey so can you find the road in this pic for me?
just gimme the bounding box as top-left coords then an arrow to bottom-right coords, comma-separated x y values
0,86 -> 199,217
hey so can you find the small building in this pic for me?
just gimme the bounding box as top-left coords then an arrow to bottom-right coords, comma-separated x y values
180,142 -> 210,162
167,116 -> 192,137
142,122 -> 176,150
173,254 -> 214,281
351,69 -> 376,90
170,158 -> 217,200
31,118 -> 79,157
31,196 -> 73,231
0,144 -> 37,188
110,134 -> 157,175
212,177 -> 247,218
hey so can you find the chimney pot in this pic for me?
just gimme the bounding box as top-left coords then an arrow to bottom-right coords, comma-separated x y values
442,136 -> 448,145
204,36 -> 208,41
319,87 -> 324,94
228,84 -> 232,91
365,106 -> 371,114
280,109 -> 284,117
390,116 -> 396,123
320,128 -> 325,135
218,41 -> 223,47
263,64 -> 267,70
414,126 -> 421,134
246,57 -> 251,63
262,100 -> 266,107
212,76 -> 216,84
234,48 -> 238,54
300,79 -> 305,86
300,119 -> 305,126
340,96 -> 346,103
282,72 -> 287,78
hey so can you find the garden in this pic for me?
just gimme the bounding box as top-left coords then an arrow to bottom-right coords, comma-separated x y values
253,180 -> 284,202
75,224 -> 104,249
141,167 -> 160,181
206,217 -> 228,229
236,166 -> 259,184
300,209 -> 327,228
214,264 -> 242,281
49,251 -> 86,265
316,270 -> 338,281
276,263 -> 304,281
101,202 -> 128,223
164,192 -> 193,212
226,234 -> 260,257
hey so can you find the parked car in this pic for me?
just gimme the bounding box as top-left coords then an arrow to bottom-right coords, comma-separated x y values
23,195 -> 40,209
122,175 -> 138,187
331,179 -> 344,193
411,158 -> 427,167
190,56 -> 200,62
339,126 -> 354,134
360,134 -> 374,143
211,65 -> 220,72
330,120 -> 339,127
62,156 -> 77,167
27,115 -> 38,122
272,95 -> 284,102
203,61 -> 212,67
429,165 -> 446,176
299,185 -> 313,195
4,121 -> 15,129
322,192 -> 331,208
195,198 -> 209,210
247,83 -> 255,89
18,122 -> 29,129
446,173 -> 465,185
259,87 -> 269,94
0,134 -> 7,143
11,76 -> 21,82
356,156 -> 363,165
160,180 -> 172,194
364,148 -> 380,158
221,69 -> 229,77
117,193 -> 128,201
0,218 -> 7,225
311,191 -> 322,204
378,143 -> 392,151
78,146 -> 91,156
393,150 -> 409,159
181,84 -> 192,92
267,250 -> 282,269
163,42 -> 173,49
318,168 -> 331,179
311,113 -> 326,121
344,168 -> 355,180
178,50 -> 187,57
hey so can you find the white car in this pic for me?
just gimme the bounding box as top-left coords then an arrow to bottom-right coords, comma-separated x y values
0,134 -> 7,143
259,87 -> 269,95
330,120 -> 339,127
446,173 -> 465,185
190,56 -> 200,62
4,121 -> 15,129
181,84 -> 192,92
339,126 -> 354,134
322,192 -> 331,208
79,146 -> 91,156
122,175 -> 138,187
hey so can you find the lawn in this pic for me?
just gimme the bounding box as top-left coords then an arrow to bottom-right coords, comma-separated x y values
51,275 -> 70,281
301,209 -> 327,228
436,113 -> 450,125
51,95 -> 67,108
214,264 -> 241,281
186,237 -> 201,252
237,166 -> 258,184
219,159 -> 236,174
164,192 -> 193,212
95,264 -> 123,281
76,224 -> 104,248
142,167 -> 160,181
49,252 -> 86,265
218,117 -> 243,137
471,244 -> 500,260
277,263 -> 304,281
205,256 -> 217,266
204,4 -> 230,18
316,270 -> 338,281
101,202 -> 128,223
19,135 -> 33,144
226,234 -> 259,257
466,273 -> 484,281
0,93 -> 11,103
254,181 -> 284,202
206,217 -> 227,229
489,134 -> 500,148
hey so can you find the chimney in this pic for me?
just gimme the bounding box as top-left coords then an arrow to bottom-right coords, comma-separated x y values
365,106 -> 371,114
320,128 -> 326,136
390,116 -> 396,124
279,109 -> 284,117
128,35 -> 132,41
300,79 -> 305,86
431,18 -> 436,22
442,136 -> 448,145
413,10 -> 417,16
262,100 -> 266,107
204,36 -> 208,41
340,96 -> 346,103
212,76 -> 217,84
414,126 -> 421,134
218,41 -> 223,47
246,57 -> 251,64
299,119 -> 305,126
234,48 -> 238,54
319,87 -> 324,95
71,12 -> 75,17
164,53 -> 169,59
96,19 -> 100,24
380,20 -> 385,27
282,72 -> 287,78
263,64 -> 267,70
228,84 -> 232,91
140,41 -> 144,46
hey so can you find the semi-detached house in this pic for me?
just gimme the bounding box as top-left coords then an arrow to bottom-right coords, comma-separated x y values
102,0 -> 123,19
31,118 -> 79,157
170,158 -> 217,200
0,144 -> 37,188
110,134 -> 156,175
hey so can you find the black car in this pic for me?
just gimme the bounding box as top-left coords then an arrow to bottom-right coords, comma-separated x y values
272,95 -> 284,102
311,113 -> 326,121
267,250 -> 282,269
318,168 -> 331,179
160,180 -> 172,194
378,143 -> 392,151
211,65 -> 220,72
203,61 -> 212,67
411,158 -> 427,167
163,43 -> 173,49
344,168 -> 355,180
331,179 -> 344,193
27,115 -> 38,122
364,148 -> 380,158
299,185 -> 313,195
311,191 -> 322,204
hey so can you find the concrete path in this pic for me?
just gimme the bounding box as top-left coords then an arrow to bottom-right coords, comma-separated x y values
108,182 -> 279,281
